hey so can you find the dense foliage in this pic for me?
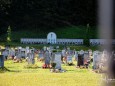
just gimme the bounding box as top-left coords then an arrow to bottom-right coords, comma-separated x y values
0,0 -> 97,35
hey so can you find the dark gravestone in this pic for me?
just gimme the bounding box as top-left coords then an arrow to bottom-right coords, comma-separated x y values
44,50 -> 50,65
0,55 -> 4,68
77,54 -> 84,67
21,51 -> 26,58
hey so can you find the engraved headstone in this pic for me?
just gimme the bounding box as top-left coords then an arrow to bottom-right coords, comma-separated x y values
44,50 -> 50,65
54,52 -> 62,69
67,55 -> 72,63
21,48 -> 26,58
93,51 -> 100,69
77,50 -> 84,67
27,50 -> 35,64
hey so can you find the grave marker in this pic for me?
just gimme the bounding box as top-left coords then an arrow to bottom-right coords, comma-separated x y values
54,52 -> 62,69
0,55 -> 4,68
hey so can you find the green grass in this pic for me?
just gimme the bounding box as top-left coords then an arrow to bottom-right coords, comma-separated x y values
0,26 -> 98,42
0,42 -> 99,51
0,58 -> 102,86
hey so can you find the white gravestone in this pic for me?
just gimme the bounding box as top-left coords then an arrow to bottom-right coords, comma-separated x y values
62,50 -> 66,57
74,51 -> 78,60
27,50 -> 35,64
25,47 -> 29,57
54,53 -> 62,69
84,51 -> 90,64
67,55 -> 72,63
93,51 -> 100,69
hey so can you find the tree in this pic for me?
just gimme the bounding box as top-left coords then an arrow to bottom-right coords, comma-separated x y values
84,24 -> 90,46
7,25 -> 11,43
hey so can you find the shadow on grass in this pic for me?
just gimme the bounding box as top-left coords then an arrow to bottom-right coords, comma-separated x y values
0,67 -> 21,73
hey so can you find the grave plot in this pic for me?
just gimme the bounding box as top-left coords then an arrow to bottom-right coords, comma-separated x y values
93,51 -> 99,70
83,51 -> 90,68
9,49 -> 15,60
42,50 -> 50,68
77,54 -> 84,68
61,49 -> 66,63
98,50 -> 109,73
20,48 -> 26,58
74,51 -> 78,61
3,49 -> 9,60
13,49 -> 22,63
76,50 -> 85,68
93,51 -> 103,73
27,50 -> 35,65
66,55 -> 73,66
64,49 -> 74,63
38,50 -> 44,61
50,52 -> 66,73
25,47 -> 30,58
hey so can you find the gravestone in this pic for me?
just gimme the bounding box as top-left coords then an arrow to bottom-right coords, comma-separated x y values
17,49 -> 22,59
44,50 -> 50,66
84,51 -> 90,62
27,50 -> 35,64
93,51 -> 100,69
54,52 -> 62,69
67,55 -> 73,63
84,51 -> 90,68
38,50 -> 44,62
3,49 -> 9,60
77,50 -> 84,67
62,50 -> 66,57
74,51 -> 78,61
25,47 -> 29,57
21,48 -> 26,58
10,49 -> 15,57
77,54 -> 84,67
38,50 -> 44,59
0,55 -> 4,68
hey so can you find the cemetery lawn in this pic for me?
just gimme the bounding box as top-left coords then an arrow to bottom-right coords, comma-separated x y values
0,58 -> 102,86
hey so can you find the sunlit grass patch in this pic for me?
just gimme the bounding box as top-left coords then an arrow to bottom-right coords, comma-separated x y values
0,59 -> 102,86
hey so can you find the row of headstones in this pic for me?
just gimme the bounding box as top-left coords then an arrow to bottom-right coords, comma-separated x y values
39,49 -> 109,70
1,46 -> 35,59
0,46 -> 109,71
